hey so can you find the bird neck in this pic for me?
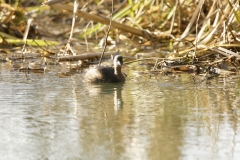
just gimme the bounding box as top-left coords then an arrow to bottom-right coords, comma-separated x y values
114,66 -> 122,75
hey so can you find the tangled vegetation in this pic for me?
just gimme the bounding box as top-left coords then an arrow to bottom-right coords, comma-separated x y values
0,0 -> 240,79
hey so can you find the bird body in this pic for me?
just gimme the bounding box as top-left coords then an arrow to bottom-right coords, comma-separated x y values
84,55 -> 125,83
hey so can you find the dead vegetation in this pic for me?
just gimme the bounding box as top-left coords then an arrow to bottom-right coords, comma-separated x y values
0,0 -> 240,80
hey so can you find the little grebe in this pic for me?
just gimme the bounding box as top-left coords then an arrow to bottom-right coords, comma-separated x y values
83,55 -> 125,83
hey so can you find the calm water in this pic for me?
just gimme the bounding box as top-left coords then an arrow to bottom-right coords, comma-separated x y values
0,63 -> 240,160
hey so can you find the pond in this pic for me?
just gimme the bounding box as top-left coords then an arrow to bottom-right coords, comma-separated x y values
0,62 -> 240,160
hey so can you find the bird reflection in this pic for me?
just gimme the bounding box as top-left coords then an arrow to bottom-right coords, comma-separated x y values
85,83 -> 124,112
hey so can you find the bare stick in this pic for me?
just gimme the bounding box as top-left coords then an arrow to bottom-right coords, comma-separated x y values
98,0 -> 114,66
22,18 -> 33,60
46,3 -> 153,39
193,0 -> 205,63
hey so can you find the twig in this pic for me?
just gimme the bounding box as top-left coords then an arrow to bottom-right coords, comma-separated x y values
47,3 -> 154,39
98,0 -> 114,66
57,52 -> 119,62
22,18 -> 33,60
193,0 -> 205,63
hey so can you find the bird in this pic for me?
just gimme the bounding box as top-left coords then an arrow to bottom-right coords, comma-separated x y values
83,55 -> 126,83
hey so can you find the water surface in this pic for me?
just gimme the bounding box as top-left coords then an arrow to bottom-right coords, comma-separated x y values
0,63 -> 240,160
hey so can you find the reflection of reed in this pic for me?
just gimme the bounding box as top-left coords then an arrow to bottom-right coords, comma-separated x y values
180,78 -> 240,159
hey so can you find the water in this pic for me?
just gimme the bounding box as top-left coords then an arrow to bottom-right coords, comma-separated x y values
0,63 -> 240,160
